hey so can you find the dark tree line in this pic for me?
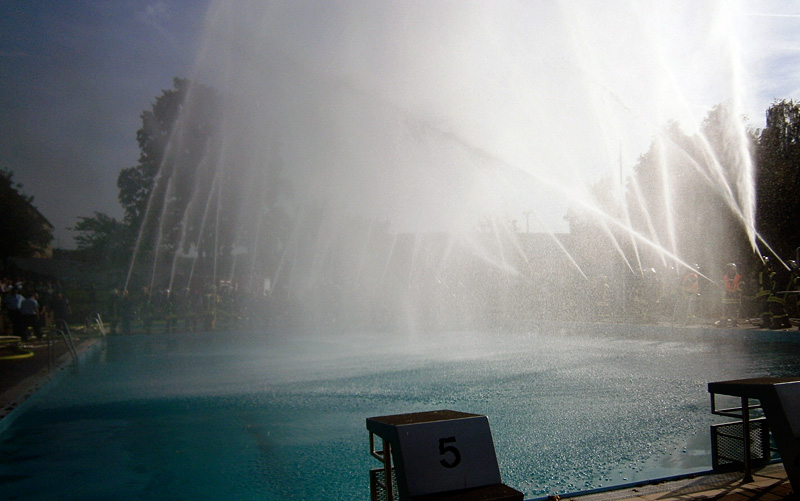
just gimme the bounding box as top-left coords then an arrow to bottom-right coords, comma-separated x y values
756,99 -> 800,259
71,78 -> 201,269
623,104 -> 756,269
568,99 -> 800,276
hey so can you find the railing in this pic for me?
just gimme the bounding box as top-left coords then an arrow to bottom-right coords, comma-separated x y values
50,319 -> 79,369
84,312 -> 108,336
91,312 -> 109,336
710,417 -> 771,472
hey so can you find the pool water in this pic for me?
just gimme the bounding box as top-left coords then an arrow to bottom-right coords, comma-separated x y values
1,325 -> 799,500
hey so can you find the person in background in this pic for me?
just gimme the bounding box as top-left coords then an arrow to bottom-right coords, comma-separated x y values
756,257 -> 775,328
718,263 -> 743,327
680,266 -> 700,325
0,278 -> 11,333
20,292 -> 42,341
786,260 -> 800,327
119,290 -> 135,335
767,258 -> 793,330
3,286 -> 24,338
52,292 -> 72,327
767,259 -> 796,330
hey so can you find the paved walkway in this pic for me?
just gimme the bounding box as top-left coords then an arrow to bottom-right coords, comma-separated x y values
567,463 -> 794,500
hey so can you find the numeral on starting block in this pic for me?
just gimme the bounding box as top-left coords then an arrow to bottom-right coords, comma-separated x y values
394,414 -> 501,497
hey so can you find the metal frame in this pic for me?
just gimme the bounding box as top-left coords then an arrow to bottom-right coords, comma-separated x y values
710,393 -> 772,482
708,377 -> 800,494
370,431 -> 395,501
710,417 -> 771,471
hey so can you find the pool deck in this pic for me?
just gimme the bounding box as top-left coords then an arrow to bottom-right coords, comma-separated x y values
0,336 -> 100,421
563,463 -> 795,500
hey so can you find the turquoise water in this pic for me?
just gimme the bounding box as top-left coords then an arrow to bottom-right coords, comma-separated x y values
1,325 -> 799,500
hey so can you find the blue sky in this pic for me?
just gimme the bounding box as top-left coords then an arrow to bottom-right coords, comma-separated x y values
1,1 -> 208,248
2,1 -> 800,248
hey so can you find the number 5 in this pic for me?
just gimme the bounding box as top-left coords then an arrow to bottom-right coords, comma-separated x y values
438,436 -> 462,468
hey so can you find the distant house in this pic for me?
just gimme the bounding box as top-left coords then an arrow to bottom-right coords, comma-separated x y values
1,170 -> 55,263
28,204 -> 54,259
3,205 -> 56,278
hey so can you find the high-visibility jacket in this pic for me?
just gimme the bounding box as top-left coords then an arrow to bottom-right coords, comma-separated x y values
756,269 -> 775,299
724,273 -> 742,293
682,273 -> 699,294
723,273 -> 743,306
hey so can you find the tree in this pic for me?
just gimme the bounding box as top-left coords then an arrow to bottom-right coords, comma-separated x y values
115,77 -> 293,295
70,212 -> 131,266
124,79 -> 227,256
756,99 -> 800,258
118,78 -> 200,230
626,108 -> 755,268
71,78 -> 218,275
0,169 -> 53,265
75,76 -> 294,297
568,104 -> 756,274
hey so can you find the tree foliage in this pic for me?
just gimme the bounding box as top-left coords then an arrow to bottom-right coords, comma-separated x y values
629,108 -> 755,267
70,211 -> 130,266
77,79 -> 226,269
118,77 -> 197,230
0,169 -> 53,264
756,99 -> 800,258
71,77 -> 293,293
567,104 -> 756,272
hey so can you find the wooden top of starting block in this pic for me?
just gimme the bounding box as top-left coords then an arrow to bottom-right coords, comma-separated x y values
368,409 -> 479,427
709,377 -> 800,398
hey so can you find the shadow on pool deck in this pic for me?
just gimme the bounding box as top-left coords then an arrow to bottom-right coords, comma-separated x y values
561,463 -> 795,500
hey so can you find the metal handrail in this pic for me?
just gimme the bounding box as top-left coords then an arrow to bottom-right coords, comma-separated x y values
92,312 -> 108,336
51,319 -> 78,367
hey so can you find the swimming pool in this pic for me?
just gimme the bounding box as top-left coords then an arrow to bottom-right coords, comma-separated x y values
1,325 -> 799,500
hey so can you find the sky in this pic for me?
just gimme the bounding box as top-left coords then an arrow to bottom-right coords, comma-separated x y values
2,1 -> 800,249
0,0 -> 209,248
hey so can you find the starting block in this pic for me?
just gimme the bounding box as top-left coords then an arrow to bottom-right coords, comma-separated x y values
709,377 -> 800,492
366,409 -> 523,500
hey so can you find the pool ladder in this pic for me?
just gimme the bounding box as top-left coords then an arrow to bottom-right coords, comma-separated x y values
50,319 -> 79,369
89,312 -> 109,336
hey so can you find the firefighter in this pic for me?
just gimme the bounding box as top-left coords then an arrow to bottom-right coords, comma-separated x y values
755,257 -> 774,328
719,263 -> 743,327
767,258 -> 792,329
785,260 -> 800,325
680,266 -> 700,324
767,260 -> 795,330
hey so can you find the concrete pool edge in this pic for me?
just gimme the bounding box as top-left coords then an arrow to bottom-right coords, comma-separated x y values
528,461 -> 792,500
0,336 -> 102,431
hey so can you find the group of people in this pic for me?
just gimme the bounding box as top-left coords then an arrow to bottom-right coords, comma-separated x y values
5,257 -> 800,339
713,256 -> 800,329
1,278 -> 71,342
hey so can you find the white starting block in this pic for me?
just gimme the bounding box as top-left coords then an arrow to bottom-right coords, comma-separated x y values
366,409 -> 523,500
